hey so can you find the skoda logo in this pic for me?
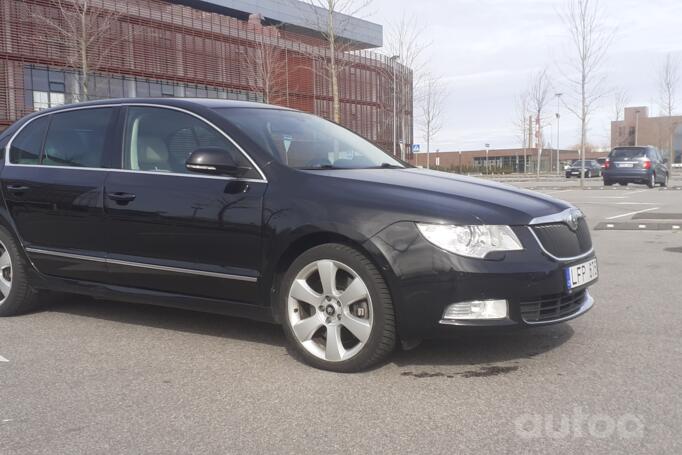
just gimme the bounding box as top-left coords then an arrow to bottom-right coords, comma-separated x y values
565,209 -> 583,231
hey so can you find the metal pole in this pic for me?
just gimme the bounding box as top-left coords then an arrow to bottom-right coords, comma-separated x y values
635,110 -> 640,146
555,93 -> 562,174
390,55 -> 400,158
485,143 -> 490,174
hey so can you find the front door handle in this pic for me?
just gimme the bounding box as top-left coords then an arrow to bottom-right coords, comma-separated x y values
6,184 -> 30,194
107,192 -> 136,204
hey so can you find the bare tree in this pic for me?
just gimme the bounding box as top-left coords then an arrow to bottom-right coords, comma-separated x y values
658,53 -> 680,164
561,0 -> 614,187
419,73 -> 446,169
513,91 -> 531,173
300,0 -> 371,123
244,15 -> 287,104
32,0 -> 122,101
385,14 -> 429,158
527,69 -> 551,177
613,87 -> 629,121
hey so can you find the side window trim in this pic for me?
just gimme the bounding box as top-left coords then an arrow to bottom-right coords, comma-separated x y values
4,104 -> 267,182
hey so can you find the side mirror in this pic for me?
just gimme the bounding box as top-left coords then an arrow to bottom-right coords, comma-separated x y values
185,147 -> 245,176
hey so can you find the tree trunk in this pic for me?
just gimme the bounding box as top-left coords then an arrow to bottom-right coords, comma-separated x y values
328,6 -> 340,123
426,122 -> 430,169
80,6 -> 89,101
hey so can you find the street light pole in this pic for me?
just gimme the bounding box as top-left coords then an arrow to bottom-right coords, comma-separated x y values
485,143 -> 490,173
555,93 -> 562,174
635,109 -> 641,146
390,55 -> 400,158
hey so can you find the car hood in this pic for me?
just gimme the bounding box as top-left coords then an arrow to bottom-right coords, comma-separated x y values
303,167 -> 571,226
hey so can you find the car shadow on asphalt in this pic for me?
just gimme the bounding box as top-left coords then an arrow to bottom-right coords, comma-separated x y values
391,324 -> 574,369
45,295 -> 287,347
45,295 -> 574,370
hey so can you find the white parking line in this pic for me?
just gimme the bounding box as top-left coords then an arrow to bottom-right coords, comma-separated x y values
626,189 -> 649,196
615,202 -> 659,205
0,355 -> 8,362
606,207 -> 660,220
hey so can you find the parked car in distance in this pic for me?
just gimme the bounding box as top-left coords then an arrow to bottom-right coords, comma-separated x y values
603,146 -> 669,188
565,160 -> 603,178
596,158 -> 607,169
0,99 -> 598,372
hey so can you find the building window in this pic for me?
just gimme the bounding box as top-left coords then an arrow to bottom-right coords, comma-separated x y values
25,67 -> 66,111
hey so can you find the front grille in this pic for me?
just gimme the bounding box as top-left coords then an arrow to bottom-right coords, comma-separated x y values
531,217 -> 592,258
520,290 -> 586,323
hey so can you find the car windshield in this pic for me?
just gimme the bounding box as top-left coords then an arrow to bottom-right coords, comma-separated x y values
611,148 -> 646,159
214,108 -> 404,170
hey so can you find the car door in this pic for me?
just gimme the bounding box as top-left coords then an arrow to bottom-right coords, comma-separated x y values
103,105 -> 266,304
653,149 -> 667,181
1,106 -> 118,282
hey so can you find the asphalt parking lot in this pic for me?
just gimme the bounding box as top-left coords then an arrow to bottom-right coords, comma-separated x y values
1,177 -> 681,454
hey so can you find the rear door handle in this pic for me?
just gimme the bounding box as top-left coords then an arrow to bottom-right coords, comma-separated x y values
6,184 -> 30,193
107,192 -> 136,204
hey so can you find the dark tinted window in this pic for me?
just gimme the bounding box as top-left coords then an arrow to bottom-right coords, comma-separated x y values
610,148 -> 646,160
123,107 -> 258,178
9,116 -> 49,164
43,108 -> 114,167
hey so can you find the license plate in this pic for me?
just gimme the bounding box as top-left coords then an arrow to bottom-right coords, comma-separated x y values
571,171 -> 580,174
617,162 -> 634,168
565,258 -> 598,289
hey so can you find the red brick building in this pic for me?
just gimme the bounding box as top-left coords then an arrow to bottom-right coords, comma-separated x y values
0,0 -> 413,154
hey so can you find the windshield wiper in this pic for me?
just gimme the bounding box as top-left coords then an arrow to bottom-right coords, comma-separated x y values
300,164 -> 340,170
378,163 -> 403,169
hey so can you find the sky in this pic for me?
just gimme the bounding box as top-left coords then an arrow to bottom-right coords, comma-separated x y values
365,0 -> 682,152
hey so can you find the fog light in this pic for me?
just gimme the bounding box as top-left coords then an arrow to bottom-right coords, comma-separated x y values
442,299 -> 508,320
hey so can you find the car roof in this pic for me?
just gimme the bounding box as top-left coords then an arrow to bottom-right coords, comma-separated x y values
29,98 -> 293,116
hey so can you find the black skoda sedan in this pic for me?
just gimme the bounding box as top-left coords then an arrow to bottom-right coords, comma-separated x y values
0,99 -> 597,372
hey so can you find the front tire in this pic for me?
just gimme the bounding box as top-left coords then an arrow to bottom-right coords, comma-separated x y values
662,173 -> 669,187
280,243 -> 396,372
0,226 -> 43,317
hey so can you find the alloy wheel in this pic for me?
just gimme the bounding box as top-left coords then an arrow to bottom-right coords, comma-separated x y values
0,241 -> 12,304
287,259 -> 373,362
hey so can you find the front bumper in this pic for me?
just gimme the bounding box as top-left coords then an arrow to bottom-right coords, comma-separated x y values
367,222 -> 597,339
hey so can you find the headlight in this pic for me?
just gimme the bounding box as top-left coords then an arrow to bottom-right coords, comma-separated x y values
416,223 -> 523,258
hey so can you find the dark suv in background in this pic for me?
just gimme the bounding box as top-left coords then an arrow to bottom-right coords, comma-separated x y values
603,146 -> 669,188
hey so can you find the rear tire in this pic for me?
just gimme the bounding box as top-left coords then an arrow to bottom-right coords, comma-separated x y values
647,173 -> 656,189
662,173 -> 669,187
280,243 -> 396,372
586,170 -> 592,178
619,182 -> 628,186
604,179 -> 613,186
0,226 -> 44,317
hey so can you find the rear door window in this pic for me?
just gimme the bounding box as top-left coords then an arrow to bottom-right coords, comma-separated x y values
43,108 -> 114,168
9,116 -> 50,164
